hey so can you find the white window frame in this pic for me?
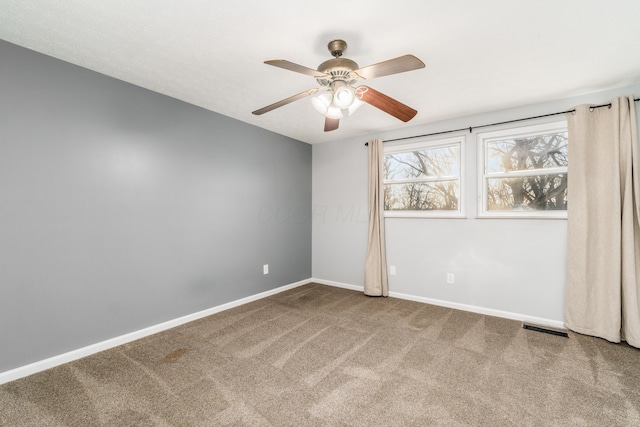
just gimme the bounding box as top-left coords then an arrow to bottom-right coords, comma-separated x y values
384,135 -> 465,218
477,120 -> 568,219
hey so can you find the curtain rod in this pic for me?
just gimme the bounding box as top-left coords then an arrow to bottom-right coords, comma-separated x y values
364,98 -> 640,146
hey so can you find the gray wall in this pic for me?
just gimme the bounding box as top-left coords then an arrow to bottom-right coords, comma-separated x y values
313,84 -> 640,324
0,40 -> 311,373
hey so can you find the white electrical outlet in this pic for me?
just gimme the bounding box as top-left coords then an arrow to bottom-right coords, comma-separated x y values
263,264 -> 269,275
389,265 -> 396,276
447,273 -> 455,284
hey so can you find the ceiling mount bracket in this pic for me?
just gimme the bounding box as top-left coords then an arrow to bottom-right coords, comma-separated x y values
327,39 -> 347,58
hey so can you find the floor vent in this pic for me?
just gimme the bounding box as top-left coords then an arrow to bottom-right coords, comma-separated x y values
522,323 -> 569,338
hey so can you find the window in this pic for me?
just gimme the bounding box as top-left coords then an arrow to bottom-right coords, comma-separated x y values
477,121 -> 568,218
384,136 -> 464,218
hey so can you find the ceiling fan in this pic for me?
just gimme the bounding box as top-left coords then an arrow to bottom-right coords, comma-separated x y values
252,40 -> 425,132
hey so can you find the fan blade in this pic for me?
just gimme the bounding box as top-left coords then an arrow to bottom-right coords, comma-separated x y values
264,60 -> 330,78
351,55 -> 425,80
324,117 -> 340,132
252,88 -> 321,115
355,86 -> 417,122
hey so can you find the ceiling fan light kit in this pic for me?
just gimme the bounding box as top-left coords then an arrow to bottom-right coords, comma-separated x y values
252,40 -> 425,132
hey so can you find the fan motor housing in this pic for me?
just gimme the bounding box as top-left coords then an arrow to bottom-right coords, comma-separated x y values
316,58 -> 359,86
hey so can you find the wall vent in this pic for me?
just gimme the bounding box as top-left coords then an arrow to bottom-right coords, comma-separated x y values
522,323 -> 569,338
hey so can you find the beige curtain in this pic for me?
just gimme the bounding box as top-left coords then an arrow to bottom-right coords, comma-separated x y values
364,138 -> 388,296
565,96 -> 640,347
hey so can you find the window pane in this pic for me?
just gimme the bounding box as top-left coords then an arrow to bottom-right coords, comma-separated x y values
486,173 -> 567,211
385,145 -> 460,180
486,132 -> 567,174
385,181 -> 459,211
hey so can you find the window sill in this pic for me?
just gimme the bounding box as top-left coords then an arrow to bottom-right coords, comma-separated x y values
385,211 -> 467,219
476,213 -> 567,220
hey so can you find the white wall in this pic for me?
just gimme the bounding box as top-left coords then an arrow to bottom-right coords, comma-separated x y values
313,84 -> 640,325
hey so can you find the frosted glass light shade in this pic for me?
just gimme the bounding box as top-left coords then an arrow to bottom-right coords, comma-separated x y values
326,106 -> 343,119
347,98 -> 364,116
332,85 -> 355,109
311,92 -> 332,115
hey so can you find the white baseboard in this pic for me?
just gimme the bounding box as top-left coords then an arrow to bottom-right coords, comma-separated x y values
1,277 -> 564,385
388,290 -> 565,330
311,278 -> 565,330
310,278 -> 364,292
0,279 -> 312,385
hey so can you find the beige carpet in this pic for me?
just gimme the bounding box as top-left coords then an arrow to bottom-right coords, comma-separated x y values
1,283 -> 639,426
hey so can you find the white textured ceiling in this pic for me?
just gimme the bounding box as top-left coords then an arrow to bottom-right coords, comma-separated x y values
2,1 -> 640,144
